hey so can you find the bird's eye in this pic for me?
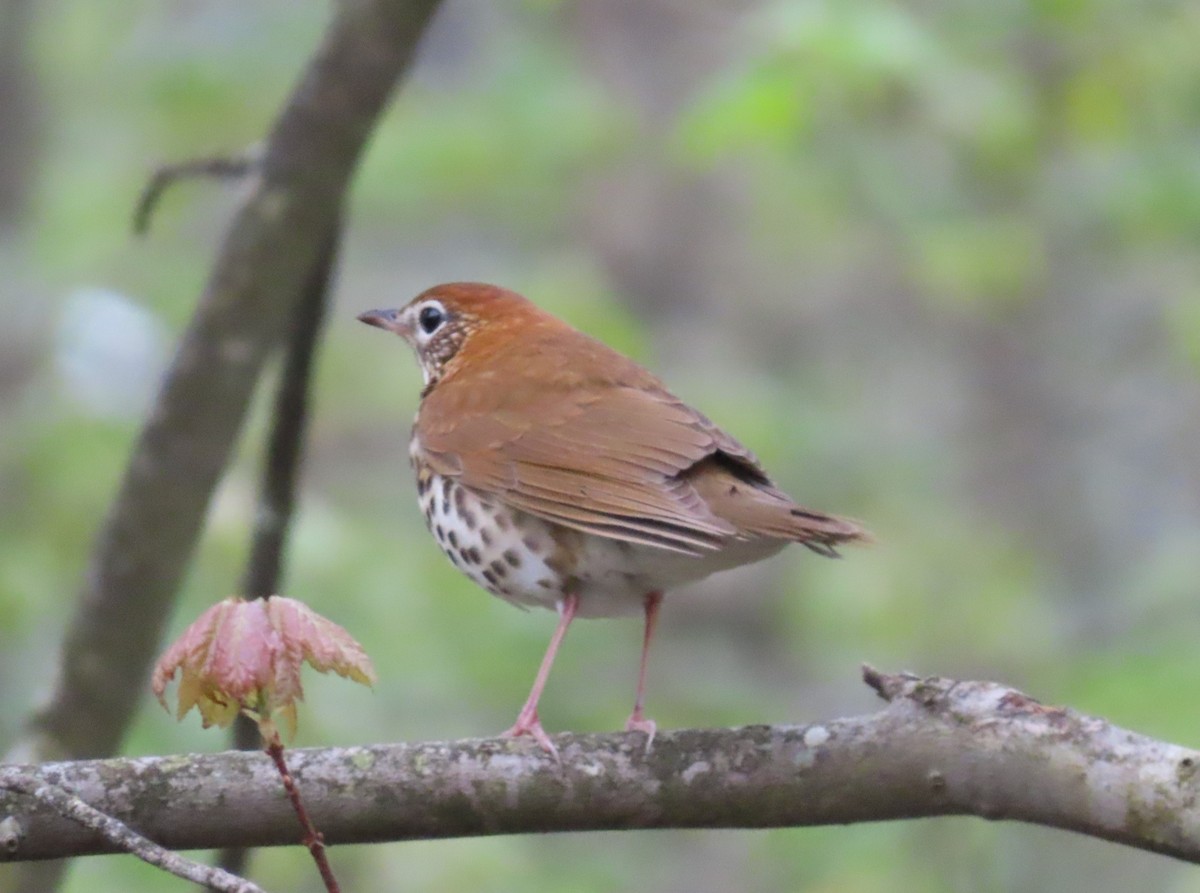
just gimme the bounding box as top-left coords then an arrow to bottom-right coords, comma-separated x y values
418,305 -> 445,335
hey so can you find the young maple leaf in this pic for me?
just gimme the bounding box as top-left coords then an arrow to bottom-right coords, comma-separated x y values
152,595 -> 376,739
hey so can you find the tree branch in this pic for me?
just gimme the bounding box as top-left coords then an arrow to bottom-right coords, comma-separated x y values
0,770 -> 264,893
238,222 -> 339,603
3,670 -> 1198,864
132,150 -> 260,236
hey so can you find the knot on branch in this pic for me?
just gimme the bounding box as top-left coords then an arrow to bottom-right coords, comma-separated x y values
0,817 -> 23,854
861,665 -> 926,702
861,665 -> 1076,737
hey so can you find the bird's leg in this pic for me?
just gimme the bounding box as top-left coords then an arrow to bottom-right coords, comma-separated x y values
503,591 -> 580,758
625,591 -> 663,749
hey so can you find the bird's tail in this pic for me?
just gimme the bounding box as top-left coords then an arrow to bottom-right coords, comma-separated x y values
786,507 -> 871,557
687,460 -> 871,558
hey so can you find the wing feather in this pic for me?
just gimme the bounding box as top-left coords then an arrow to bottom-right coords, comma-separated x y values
417,372 -> 757,550
404,289 -> 865,556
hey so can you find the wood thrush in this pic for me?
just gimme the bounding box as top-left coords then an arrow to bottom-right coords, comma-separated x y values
359,283 -> 865,755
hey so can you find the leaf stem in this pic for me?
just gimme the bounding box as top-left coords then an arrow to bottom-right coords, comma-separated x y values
264,734 -> 341,893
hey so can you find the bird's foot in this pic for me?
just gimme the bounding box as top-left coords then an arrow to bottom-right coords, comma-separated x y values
624,712 -> 657,753
502,708 -> 559,761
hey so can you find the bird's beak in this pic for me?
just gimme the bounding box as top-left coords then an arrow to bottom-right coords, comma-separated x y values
357,308 -> 410,339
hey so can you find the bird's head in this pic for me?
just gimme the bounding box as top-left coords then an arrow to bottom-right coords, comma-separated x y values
358,282 -> 537,388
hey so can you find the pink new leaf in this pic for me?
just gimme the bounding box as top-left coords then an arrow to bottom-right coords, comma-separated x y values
153,595 -> 376,738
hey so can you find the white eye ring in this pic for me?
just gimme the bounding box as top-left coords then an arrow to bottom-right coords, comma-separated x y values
414,301 -> 447,340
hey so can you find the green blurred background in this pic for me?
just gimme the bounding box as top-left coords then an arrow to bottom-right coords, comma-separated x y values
3,0 -> 1200,890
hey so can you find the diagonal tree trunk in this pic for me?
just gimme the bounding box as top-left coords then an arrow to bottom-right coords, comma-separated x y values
0,2 -> 444,890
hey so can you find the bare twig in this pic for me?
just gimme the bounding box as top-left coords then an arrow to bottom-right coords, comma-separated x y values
4,670 -> 1200,865
0,769 -> 265,893
266,737 -> 340,893
240,222 -> 339,602
132,150 -> 260,236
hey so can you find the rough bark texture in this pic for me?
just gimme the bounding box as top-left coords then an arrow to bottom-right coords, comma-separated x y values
3,671 -> 1199,865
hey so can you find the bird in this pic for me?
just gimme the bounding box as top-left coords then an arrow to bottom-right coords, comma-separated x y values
358,282 -> 866,756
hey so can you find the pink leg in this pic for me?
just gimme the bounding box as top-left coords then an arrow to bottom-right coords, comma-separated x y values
503,592 -> 580,758
625,591 -> 663,748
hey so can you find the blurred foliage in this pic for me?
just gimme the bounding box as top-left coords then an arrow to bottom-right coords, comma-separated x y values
1,0 -> 1200,891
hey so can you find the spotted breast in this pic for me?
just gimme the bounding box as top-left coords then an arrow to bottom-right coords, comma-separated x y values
412,437 -> 788,619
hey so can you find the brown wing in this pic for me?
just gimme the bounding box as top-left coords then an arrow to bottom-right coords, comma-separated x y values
417,375 -> 765,554
412,311 -> 787,555
414,320 -> 865,556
